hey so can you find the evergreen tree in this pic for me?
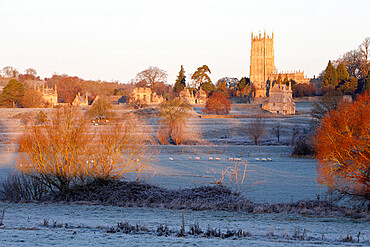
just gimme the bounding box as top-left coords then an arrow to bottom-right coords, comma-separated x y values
200,81 -> 216,95
322,61 -> 338,87
237,77 -> 249,91
0,79 -> 24,107
191,65 -> 211,88
174,65 -> 186,92
336,63 -> 349,83
338,77 -> 358,95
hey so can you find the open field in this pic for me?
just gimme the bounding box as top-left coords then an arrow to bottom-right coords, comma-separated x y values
0,105 -> 368,246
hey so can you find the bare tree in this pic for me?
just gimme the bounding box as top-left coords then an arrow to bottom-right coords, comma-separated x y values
2,66 -> 19,78
157,98 -> 191,145
17,106 -> 155,197
25,68 -> 37,77
291,125 -> 300,146
335,50 -> 362,79
87,118 -> 153,181
272,122 -> 281,143
22,89 -> 45,108
247,117 -> 267,145
134,66 -> 167,91
359,37 -> 370,76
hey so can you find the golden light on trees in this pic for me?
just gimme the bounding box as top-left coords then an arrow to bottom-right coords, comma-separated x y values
17,106 -> 155,196
315,92 -> 370,200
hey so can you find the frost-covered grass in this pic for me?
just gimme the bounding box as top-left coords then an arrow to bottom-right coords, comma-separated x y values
0,202 -> 368,246
146,145 -> 323,203
0,106 -> 369,246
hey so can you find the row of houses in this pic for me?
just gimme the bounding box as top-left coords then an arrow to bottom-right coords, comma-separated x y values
33,83 -> 295,115
34,85 -> 207,107
129,87 -> 207,105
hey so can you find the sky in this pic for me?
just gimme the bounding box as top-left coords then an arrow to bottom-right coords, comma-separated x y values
0,0 -> 369,85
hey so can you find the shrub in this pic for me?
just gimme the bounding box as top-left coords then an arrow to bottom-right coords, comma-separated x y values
292,137 -> 315,157
203,92 -> 231,114
0,172 -> 49,202
17,106 -> 154,198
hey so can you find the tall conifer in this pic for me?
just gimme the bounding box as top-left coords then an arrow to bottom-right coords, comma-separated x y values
0,79 -> 24,107
336,63 -> 349,83
322,61 -> 338,87
174,65 -> 186,92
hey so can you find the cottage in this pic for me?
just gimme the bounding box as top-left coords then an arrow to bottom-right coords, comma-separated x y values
72,92 -> 89,106
179,89 -> 207,105
130,87 -> 164,104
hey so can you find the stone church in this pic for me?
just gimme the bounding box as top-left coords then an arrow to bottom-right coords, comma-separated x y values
249,32 -> 310,97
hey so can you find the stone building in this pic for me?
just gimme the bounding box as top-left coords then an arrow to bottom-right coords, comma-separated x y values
35,84 -> 58,107
72,92 -> 89,106
250,32 -> 310,97
262,82 -> 295,115
270,71 -> 310,84
179,89 -> 207,104
130,87 -> 164,104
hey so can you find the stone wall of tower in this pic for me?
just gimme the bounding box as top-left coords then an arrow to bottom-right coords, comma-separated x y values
250,31 -> 274,97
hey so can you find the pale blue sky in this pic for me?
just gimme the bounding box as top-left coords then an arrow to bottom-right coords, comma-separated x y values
0,0 -> 369,84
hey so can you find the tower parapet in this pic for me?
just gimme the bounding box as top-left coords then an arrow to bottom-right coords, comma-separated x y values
250,31 -> 275,97
249,32 -> 310,97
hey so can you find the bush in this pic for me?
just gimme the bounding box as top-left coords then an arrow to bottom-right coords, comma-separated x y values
17,106 -> 154,198
292,137 -> 315,157
203,92 -> 231,114
0,173 -> 49,202
315,92 -> 370,200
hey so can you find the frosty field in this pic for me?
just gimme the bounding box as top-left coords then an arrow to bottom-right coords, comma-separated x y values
150,145 -> 322,203
0,106 -> 369,246
0,202 -> 369,246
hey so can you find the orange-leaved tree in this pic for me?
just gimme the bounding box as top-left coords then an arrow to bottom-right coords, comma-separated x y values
17,106 -> 154,197
315,92 -> 370,200
203,91 -> 231,115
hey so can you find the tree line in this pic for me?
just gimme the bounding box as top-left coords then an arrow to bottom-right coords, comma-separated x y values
320,37 -> 370,96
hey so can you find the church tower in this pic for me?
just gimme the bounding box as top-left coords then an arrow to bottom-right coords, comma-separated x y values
250,31 -> 275,97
